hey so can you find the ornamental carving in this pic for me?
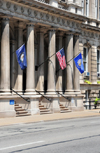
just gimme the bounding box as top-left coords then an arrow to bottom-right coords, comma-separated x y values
27,9 -> 31,15
34,11 -> 37,17
21,7 -> 24,13
46,14 -> 49,20
51,16 -> 55,22
62,19 -> 65,25
91,32 -> 94,37
95,33 -> 98,38
72,22 -> 74,28
57,18 -> 60,23
40,13 -> 43,19
67,20 -> 70,26
6,2 -> 11,9
14,5 -> 17,11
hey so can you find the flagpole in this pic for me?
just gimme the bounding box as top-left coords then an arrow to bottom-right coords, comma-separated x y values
56,51 -> 81,73
12,43 -> 25,54
36,47 -> 64,70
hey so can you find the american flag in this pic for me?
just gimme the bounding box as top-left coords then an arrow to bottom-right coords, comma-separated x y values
56,48 -> 66,70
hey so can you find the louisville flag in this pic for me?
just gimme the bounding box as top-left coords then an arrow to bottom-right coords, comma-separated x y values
56,48 -> 66,70
16,44 -> 27,70
74,53 -> 84,74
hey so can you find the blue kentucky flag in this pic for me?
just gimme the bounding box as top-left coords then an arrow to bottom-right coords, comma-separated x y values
16,44 -> 27,70
74,53 -> 84,74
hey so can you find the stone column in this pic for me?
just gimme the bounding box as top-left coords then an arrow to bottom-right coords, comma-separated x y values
65,33 -> 73,92
1,17 -> 10,94
37,29 -> 44,92
73,34 -> 80,91
10,40 -> 16,89
89,0 -> 95,18
0,21 -> 1,89
56,32 -> 63,92
17,21 -> 23,93
84,0 -> 86,16
26,23 -> 35,94
47,29 -> 56,94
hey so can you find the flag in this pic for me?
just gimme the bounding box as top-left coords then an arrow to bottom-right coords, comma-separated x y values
16,44 -> 27,70
74,53 -> 84,74
56,48 -> 66,70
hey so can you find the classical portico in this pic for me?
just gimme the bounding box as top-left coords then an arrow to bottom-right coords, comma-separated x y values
0,0 -> 86,117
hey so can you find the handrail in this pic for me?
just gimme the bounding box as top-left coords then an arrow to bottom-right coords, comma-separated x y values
11,88 -> 30,102
57,91 -> 70,101
35,90 -> 52,102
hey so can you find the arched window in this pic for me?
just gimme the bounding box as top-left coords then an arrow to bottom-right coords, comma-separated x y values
83,47 -> 88,72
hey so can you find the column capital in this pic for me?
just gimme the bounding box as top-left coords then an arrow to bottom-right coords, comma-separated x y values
66,31 -> 73,36
1,15 -> 12,21
37,27 -> 45,34
56,31 -> 64,37
27,22 -> 35,27
18,21 -> 24,28
49,27 -> 57,32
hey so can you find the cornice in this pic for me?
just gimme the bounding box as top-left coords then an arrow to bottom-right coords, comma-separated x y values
9,0 -> 86,22
0,0 -> 82,33
82,23 -> 100,32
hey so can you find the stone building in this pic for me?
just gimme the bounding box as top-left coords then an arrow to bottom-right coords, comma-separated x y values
0,0 -> 100,117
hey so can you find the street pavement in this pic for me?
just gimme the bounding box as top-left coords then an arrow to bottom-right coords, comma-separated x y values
0,109 -> 100,127
0,116 -> 100,153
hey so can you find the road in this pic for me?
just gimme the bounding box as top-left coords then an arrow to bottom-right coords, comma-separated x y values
0,116 -> 100,153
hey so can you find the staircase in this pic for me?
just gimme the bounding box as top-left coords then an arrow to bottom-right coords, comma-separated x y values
14,103 -> 31,117
59,103 -> 71,113
39,103 -> 51,115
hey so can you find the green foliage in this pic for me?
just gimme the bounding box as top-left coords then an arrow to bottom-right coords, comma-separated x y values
84,80 -> 92,84
97,80 -> 100,84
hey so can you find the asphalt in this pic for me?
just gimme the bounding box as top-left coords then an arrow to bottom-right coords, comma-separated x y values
0,109 -> 100,127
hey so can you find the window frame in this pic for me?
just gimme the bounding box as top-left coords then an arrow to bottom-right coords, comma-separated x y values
83,47 -> 88,72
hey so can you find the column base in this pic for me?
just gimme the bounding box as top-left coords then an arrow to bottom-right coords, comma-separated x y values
25,89 -> 36,95
64,90 -> 81,95
46,89 -> 57,95
0,89 -> 11,96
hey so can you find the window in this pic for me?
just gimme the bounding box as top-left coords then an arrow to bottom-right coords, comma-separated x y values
97,50 -> 100,73
83,47 -> 88,72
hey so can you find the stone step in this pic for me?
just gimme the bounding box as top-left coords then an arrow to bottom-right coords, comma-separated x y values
60,108 -> 69,110
16,111 -> 28,114
40,109 -> 50,112
14,104 -> 19,106
40,111 -> 52,115
60,110 -> 71,113
15,108 -> 25,111
39,105 -> 44,107
16,113 -> 31,117
39,107 -> 47,110
15,106 -> 22,109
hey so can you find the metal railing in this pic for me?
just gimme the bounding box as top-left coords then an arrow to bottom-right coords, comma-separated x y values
11,88 -> 30,103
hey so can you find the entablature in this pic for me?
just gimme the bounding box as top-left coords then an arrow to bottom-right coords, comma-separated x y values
0,0 -> 85,33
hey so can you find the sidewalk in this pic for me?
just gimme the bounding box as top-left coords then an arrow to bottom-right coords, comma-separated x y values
0,109 -> 100,127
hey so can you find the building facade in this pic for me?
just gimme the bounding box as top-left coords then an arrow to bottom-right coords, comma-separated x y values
0,0 -> 100,117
